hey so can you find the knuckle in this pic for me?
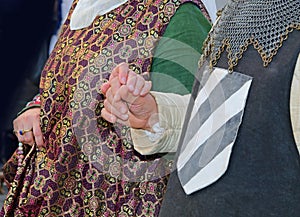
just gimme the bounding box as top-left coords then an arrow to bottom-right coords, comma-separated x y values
103,99 -> 108,108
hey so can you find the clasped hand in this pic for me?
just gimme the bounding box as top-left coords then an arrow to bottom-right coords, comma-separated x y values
101,63 -> 158,131
12,62 -> 158,148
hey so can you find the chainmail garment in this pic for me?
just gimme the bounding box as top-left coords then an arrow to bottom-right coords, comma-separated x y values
201,0 -> 300,71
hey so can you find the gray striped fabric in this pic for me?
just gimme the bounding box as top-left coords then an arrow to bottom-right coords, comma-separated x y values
177,66 -> 252,195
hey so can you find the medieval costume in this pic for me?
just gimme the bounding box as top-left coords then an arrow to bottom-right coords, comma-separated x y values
1,0 -> 213,216
127,0 -> 300,216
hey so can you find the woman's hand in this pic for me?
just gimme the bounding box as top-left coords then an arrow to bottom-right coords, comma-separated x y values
13,107 -> 44,147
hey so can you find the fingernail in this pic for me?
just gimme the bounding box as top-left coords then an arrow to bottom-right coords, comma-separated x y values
120,106 -> 127,114
122,114 -> 129,120
128,85 -> 134,91
121,77 -> 126,84
133,89 -> 139,95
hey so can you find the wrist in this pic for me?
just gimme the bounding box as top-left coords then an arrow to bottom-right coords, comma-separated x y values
143,93 -> 159,131
128,93 -> 159,131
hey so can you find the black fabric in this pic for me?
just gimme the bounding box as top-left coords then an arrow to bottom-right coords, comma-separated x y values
159,30 -> 300,217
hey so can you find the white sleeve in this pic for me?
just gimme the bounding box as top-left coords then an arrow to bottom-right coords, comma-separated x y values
130,91 -> 190,155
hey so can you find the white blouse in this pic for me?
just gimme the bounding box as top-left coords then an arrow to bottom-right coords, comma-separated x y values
70,0 -> 228,30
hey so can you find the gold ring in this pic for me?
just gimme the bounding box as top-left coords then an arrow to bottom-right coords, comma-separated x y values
18,128 -> 33,136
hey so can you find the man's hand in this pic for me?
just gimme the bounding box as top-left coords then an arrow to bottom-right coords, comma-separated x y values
101,63 -> 158,130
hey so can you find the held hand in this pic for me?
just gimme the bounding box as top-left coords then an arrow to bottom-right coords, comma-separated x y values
101,62 -> 150,96
102,82 -> 158,130
101,62 -> 129,95
13,107 -> 44,147
101,63 -> 158,130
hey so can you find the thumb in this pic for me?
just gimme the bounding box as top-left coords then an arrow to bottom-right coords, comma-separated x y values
110,62 -> 130,84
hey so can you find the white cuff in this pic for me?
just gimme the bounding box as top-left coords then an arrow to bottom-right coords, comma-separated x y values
144,122 -> 165,142
130,91 -> 190,155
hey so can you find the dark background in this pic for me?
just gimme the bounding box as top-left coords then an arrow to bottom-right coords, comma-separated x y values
0,0 -> 58,162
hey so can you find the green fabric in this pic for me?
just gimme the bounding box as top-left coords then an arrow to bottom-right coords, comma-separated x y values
150,2 -> 211,94
17,3 -> 210,118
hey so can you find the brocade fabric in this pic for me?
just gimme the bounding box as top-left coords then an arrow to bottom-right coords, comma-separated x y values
1,0 -> 209,216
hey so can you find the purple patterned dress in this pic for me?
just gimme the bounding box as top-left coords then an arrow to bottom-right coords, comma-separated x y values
1,0 -> 209,216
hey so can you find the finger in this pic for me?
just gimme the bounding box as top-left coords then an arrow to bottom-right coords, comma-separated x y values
104,99 -> 129,121
12,108 -> 41,146
132,75 -> 147,96
32,122 -> 44,147
117,62 -> 130,85
101,108 -> 117,123
140,81 -> 152,96
100,82 -> 111,95
13,131 -> 22,144
113,117 -> 129,126
105,87 -> 124,109
126,71 -> 137,92
21,130 -> 35,146
116,85 -> 140,106
13,119 -> 22,141
101,108 -> 129,124
109,77 -> 122,99
110,62 -> 129,84
101,108 -> 130,126
13,123 -> 33,145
